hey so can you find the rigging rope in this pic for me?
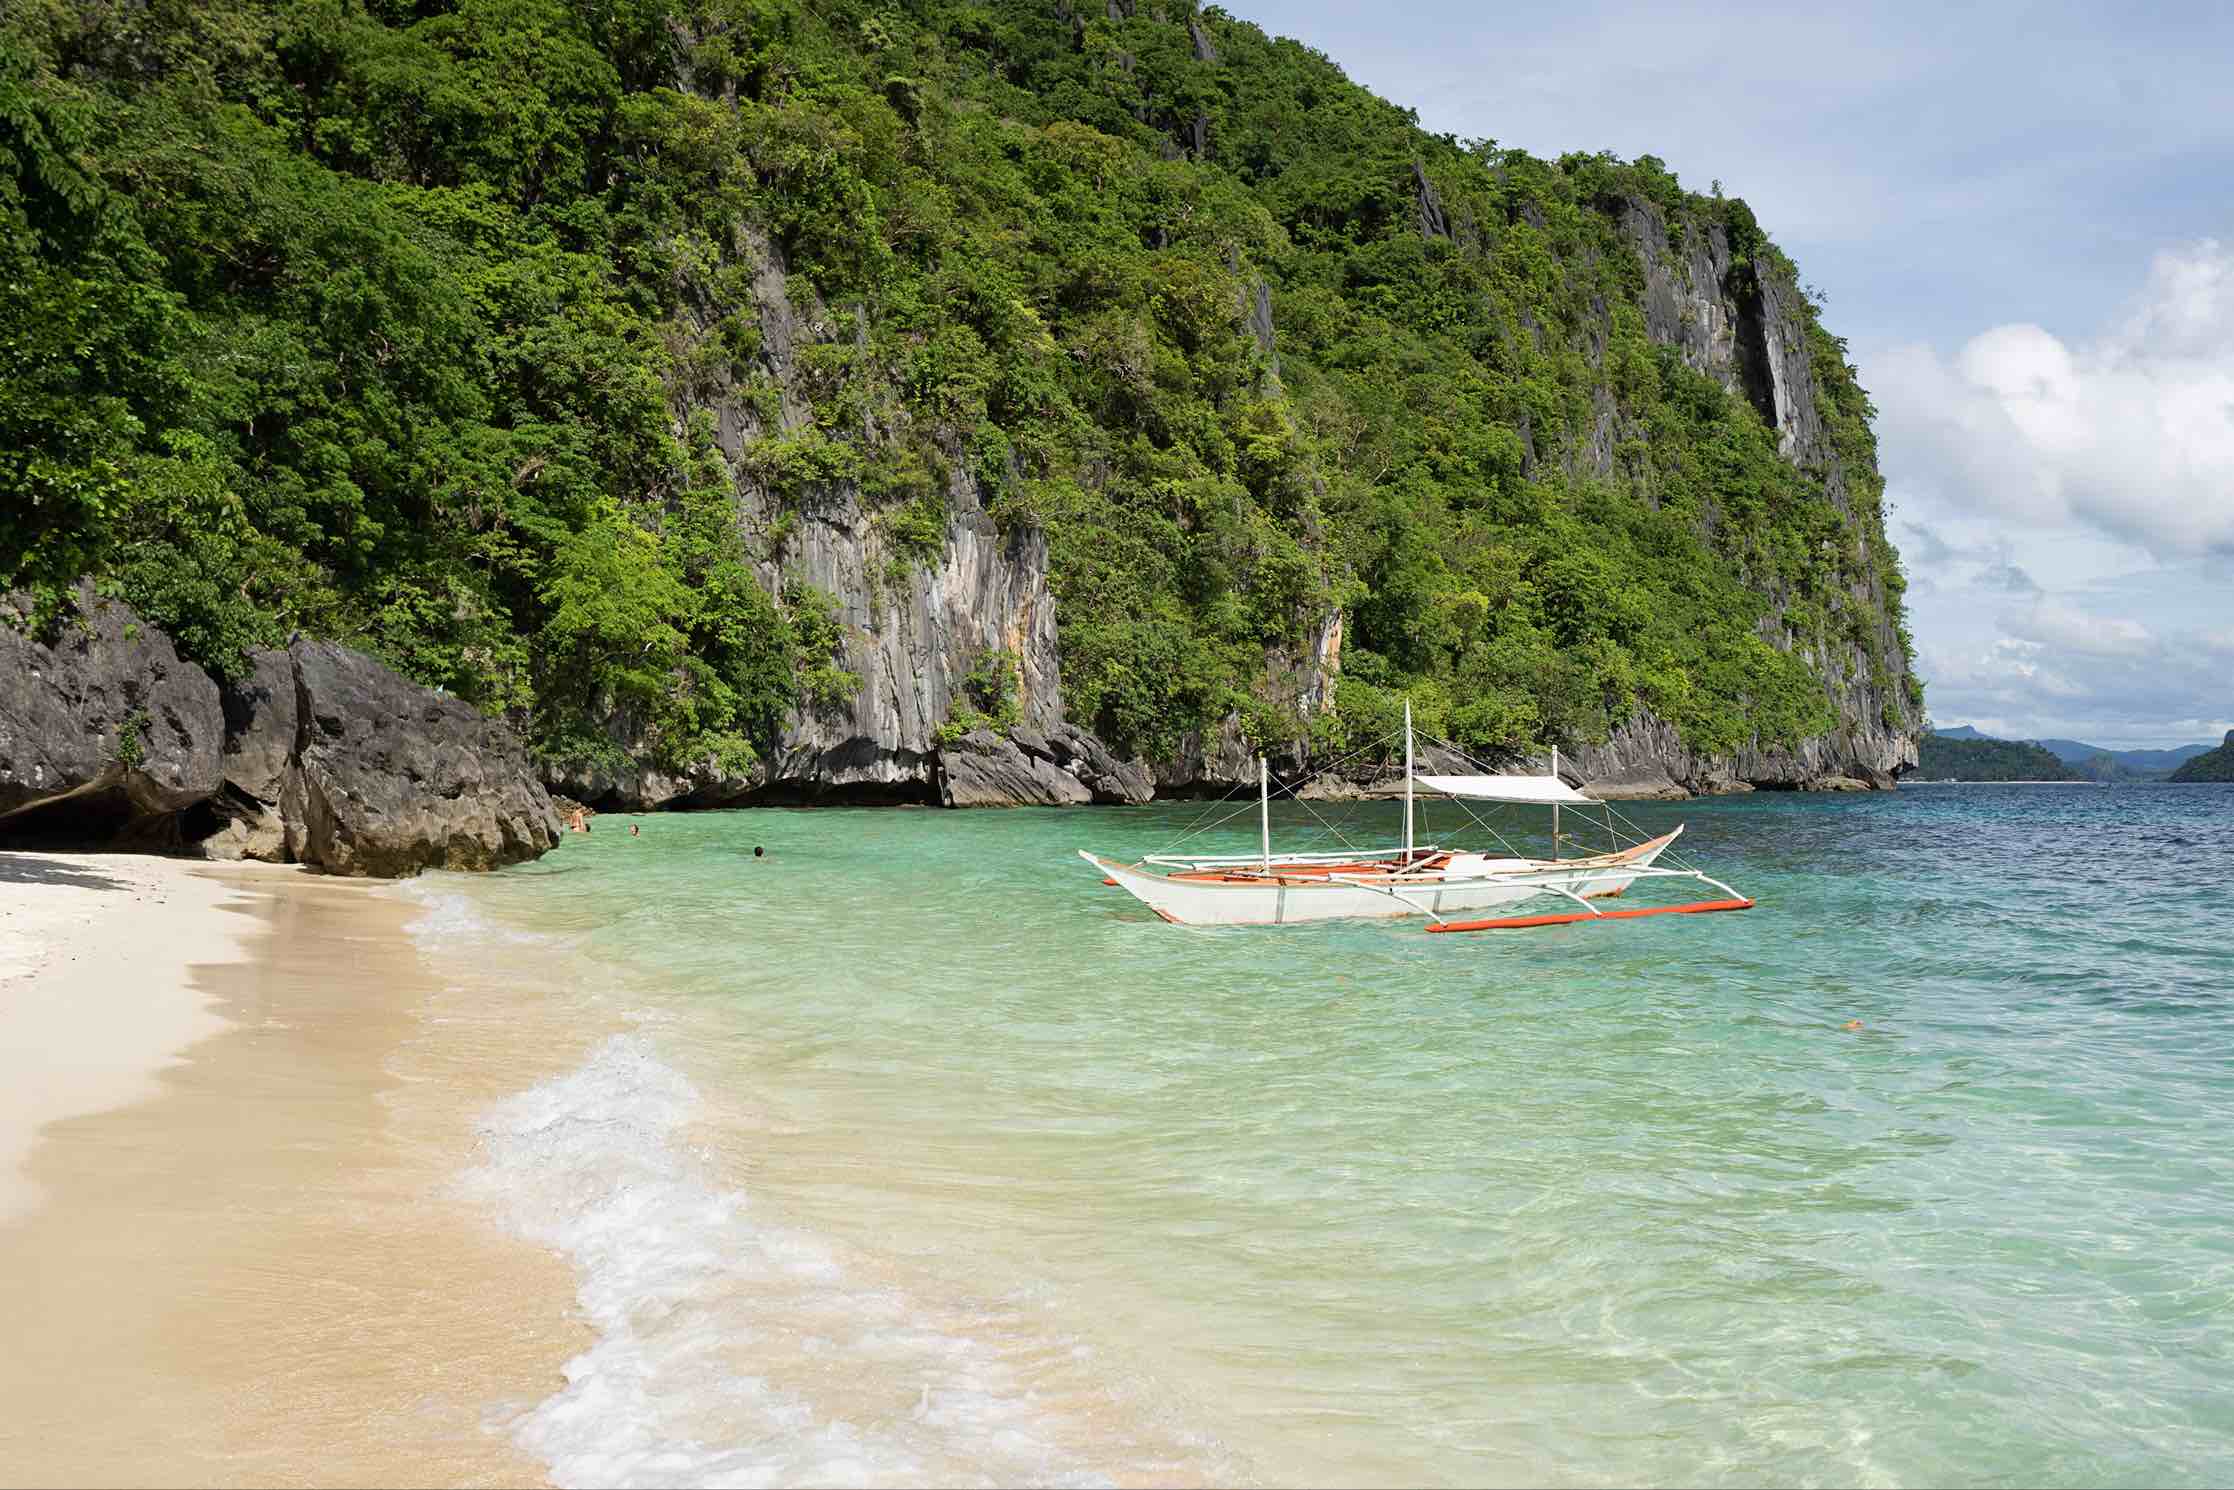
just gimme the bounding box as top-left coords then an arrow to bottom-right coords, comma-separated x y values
1149,726 -> 1406,856
1147,721 -> 1705,873
1413,726 -> 1705,872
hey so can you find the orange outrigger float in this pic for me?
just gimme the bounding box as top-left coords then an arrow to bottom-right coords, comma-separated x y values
1426,896 -> 1755,934
1084,704 -> 1754,933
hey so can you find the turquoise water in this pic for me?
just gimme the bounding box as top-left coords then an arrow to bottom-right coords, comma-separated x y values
422,785 -> 2234,1487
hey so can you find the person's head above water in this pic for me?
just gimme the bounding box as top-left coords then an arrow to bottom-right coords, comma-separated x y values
754,845 -> 765,857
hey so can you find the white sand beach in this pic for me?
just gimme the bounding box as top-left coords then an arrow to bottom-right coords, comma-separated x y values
0,851 -> 587,1487
0,851 -> 269,1224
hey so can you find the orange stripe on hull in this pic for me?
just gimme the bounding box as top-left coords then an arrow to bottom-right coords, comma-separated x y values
1427,898 -> 1755,933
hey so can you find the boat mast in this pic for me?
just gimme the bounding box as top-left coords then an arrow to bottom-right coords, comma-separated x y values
1403,700 -> 1415,862
1551,743 -> 1561,862
1259,755 -> 1271,872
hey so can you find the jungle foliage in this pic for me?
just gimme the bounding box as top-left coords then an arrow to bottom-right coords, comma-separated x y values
1916,734 -> 2083,783
0,0 -> 1916,770
2167,739 -> 2234,784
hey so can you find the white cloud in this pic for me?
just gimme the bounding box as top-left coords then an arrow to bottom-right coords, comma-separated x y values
1918,594 -> 2234,746
1873,241 -> 2234,558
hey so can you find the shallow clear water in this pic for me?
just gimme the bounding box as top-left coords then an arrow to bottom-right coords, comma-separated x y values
418,785 -> 2234,1487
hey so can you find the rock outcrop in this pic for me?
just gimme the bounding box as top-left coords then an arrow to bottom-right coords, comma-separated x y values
0,585 -> 223,844
278,641 -> 561,875
1,588 -> 560,874
541,707 -> 749,812
936,724 -> 1154,808
198,645 -> 298,860
1557,710 -> 1914,798
642,198 -> 1912,806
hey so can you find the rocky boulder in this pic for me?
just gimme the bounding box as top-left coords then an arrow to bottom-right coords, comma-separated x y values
1557,709 -> 1913,795
1038,724 -> 1155,805
1,585 -> 561,874
936,729 -> 1092,808
537,700 -> 766,810
281,640 -> 561,875
196,646 -> 298,861
935,724 -> 1156,808
1582,768 -> 1690,802
0,585 -> 224,843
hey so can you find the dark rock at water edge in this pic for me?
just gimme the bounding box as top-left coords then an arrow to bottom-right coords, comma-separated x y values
936,724 -> 1154,809
1555,711 -> 1913,798
279,640 -> 561,874
0,584 -> 223,844
194,645 -> 298,861
539,705 -> 753,812
1,587 -> 561,875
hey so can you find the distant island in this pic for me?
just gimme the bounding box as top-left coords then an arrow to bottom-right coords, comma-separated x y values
2168,732 -> 2234,783
1917,732 -> 2085,782
1928,726 -> 2219,783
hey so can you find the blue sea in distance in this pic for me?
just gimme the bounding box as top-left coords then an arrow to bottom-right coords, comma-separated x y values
417,784 -> 2234,1487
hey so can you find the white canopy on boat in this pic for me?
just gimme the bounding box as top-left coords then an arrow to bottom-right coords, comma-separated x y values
1413,773 -> 1599,805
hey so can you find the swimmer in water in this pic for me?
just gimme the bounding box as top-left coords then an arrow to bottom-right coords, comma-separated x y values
754,845 -> 765,858
630,823 -> 640,837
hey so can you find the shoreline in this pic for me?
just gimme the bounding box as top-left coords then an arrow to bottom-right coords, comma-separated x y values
0,852 -> 590,1486
1899,778 -> 2105,785
0,851 -> 258,1225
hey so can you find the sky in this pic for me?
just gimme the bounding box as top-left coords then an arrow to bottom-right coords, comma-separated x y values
1226,0 -> 2234,748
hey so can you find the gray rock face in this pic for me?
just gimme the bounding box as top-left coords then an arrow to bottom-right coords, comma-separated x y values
1581,768 -> 1690,802
541,705 -> 750,811
674,227 -> 1073,805
938,729 -> 1092,808
0,587 -> 560,873
218,647 -> 297,802
283,640 -> 561,875
1187,14 -> 1217,62
0,585 -> 223,840
1412,160 -> 1451,239
936,723 -> 1154,809
194,646 -> 300,860
1042,723 -> 1155,805
1555,710 -> 1915,798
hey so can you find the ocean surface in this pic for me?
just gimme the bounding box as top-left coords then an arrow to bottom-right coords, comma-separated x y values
407,784 -> 2234,1488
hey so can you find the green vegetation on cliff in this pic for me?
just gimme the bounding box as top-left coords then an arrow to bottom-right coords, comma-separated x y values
1917,733 -> 2083,783
0,0 -> 1915,771
2168,736 -> 2234,783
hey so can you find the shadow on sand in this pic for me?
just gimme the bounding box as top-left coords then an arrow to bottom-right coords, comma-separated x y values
0,851 -> 134,893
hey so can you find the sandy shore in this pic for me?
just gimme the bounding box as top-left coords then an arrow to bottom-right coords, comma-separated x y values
0,851 -> 255,1225
0,852 -> 591,1487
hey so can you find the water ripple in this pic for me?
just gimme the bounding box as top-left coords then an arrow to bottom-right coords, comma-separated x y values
437,784 -> 2234,1488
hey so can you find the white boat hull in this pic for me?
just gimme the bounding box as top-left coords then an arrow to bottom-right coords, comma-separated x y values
1083,834 -> 1680,927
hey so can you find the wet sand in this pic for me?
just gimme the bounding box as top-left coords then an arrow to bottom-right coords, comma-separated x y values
0,858 -> 591,1487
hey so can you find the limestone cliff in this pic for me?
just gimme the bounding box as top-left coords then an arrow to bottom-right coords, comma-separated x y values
1558,202 -> 1920,793
604,15 -> 1919,807
638,197 -> 1914,805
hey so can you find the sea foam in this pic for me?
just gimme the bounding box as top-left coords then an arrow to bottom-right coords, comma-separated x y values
468,1035 -> 1146,1489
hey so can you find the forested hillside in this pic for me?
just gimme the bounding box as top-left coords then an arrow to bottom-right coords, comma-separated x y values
2169,735 -> 2234,783
1916,733 -> 2082,783
0,0 -> 1920,799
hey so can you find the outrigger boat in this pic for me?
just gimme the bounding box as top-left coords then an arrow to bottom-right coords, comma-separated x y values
1080,705 -> 1753,933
